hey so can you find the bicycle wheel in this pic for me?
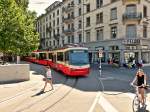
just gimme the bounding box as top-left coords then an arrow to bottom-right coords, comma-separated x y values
132,96 -> 140,112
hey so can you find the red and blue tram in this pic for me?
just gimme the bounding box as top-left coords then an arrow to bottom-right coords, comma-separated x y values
27,47 -> 90,76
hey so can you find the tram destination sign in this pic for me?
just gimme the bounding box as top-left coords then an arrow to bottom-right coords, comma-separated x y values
122,39 -> 141,45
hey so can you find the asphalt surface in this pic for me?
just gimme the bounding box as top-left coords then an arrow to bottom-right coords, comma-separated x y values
0,62 -> 150,112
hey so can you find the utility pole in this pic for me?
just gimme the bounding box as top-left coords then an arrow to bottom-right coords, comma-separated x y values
82,0 -> 85,43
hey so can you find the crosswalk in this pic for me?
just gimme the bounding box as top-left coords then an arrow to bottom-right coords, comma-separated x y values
93,91 -> 150,112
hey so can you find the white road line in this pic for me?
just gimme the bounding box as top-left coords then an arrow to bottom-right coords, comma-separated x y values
98,95 -> 119,112
124,93 -> 150,110
88,92 -> 101,112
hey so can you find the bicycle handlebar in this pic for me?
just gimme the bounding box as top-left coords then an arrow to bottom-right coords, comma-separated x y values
131,83 -> 149,88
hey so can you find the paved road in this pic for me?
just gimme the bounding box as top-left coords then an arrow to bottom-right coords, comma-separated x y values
0,62 -> 150,112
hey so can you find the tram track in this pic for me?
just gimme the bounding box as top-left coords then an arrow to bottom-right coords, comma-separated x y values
40,77 -> 78,112
13,77 -> 78,112
0,82 -> 40,104
12,76 -> 70,112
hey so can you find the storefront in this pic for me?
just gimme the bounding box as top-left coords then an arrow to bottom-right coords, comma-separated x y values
86,38 -> 150,65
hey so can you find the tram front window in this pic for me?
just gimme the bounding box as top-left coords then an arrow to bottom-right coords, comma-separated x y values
69,50 -> 89,65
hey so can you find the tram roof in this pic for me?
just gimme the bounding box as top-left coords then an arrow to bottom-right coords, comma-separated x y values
32,46 -> 88,53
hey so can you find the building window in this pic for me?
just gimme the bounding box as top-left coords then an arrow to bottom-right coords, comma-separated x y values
53,40 -> 55,46
62,26 -> 64,32
61,39 -> 64,45
126,46 -> 137,50
68,36 -> 71,43
79,34 -> 82,43
79,0 -> 81,4
111,0 -> 117,3
57,18 -> 59,25
49,15 -> 51,19
71,12 -> 74,18
57,10 -> 59,15
126,25 -> 136,38
143,26 -> 147,38
126,5 -> 136,14
96,12 -> 103,24
96,0 -> 103,8
49,31 -> 51,38
109,46 -> 119,50
86,17 -> 90,27
53,20 -> 55,27
53,29 -> 55,35
68,13 -> 71,19
86,31 -> 90,42
86,4 -> 90,13
49,41 -> 51,46
96,29 -> 103,41
79,8 -> 81,16
111,26 -> 117,39
57,28 -> 59,34
53,12 -> 55,18
71,23 -> 74,29
68,24 -> 71,29
71,35 -> 74,43
78,20 -> 82,29
71,1 -> 74,5
111,8 -> 117,20
143,6 -> 147,18
46,17 -> 48,21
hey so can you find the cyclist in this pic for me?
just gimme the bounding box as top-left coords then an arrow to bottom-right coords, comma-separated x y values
131,68 -> 147,106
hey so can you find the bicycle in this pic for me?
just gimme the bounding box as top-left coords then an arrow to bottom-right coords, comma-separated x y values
131,84 -> 149,112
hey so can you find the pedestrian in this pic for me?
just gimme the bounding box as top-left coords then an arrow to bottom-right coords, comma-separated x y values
41,66 -> 54,92
132,59 -> 136,68
138,59 -> 143,68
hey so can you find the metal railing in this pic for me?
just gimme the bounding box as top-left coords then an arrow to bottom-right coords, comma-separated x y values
123,12 -> 142,21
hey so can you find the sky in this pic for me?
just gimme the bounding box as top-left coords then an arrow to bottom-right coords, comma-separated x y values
28,0 -> 61,16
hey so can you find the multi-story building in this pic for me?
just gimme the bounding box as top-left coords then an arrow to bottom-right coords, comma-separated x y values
82,0 -> 150,64
36,1 -> 63,49
36,0 -> 150,64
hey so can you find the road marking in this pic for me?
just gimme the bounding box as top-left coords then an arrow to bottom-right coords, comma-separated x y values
99,77 -> 114,80
98,95 -> 119,112
88,92 -> 101,112
124,93 -> 150,110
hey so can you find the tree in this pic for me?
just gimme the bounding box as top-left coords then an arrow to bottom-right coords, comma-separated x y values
0,0 -> 39,64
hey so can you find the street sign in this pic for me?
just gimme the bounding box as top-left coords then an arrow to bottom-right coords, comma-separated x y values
99,50 -> 103,58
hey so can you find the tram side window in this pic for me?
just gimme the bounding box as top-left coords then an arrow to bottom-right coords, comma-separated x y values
31,53 -> 35,58
57,52 -> 63,61
39,53 -> 46,60
35,54 -> 39,59
48,53 -> 53,59
65,51 -> 69,62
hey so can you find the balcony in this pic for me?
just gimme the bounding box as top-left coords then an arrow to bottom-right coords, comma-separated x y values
63,29 -> 74,35
122,0 -> 140,4
122,12 -> 142,22
46,26 -> 52,32
62,6 -> 74,13
54,34 -> 60,40
63,16 -> 74,23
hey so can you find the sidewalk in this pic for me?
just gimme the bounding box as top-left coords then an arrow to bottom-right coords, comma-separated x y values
0,71 -> 45,101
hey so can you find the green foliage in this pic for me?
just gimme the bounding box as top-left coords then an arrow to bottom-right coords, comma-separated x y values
0,0 -> 39,57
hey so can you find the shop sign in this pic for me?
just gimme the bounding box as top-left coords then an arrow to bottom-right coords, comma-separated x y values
122,39 -> 140,45
99,50 -> 103,58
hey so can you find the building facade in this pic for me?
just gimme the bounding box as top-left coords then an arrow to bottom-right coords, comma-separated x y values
36,1 -> 63,49
36,0 -> 150,64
